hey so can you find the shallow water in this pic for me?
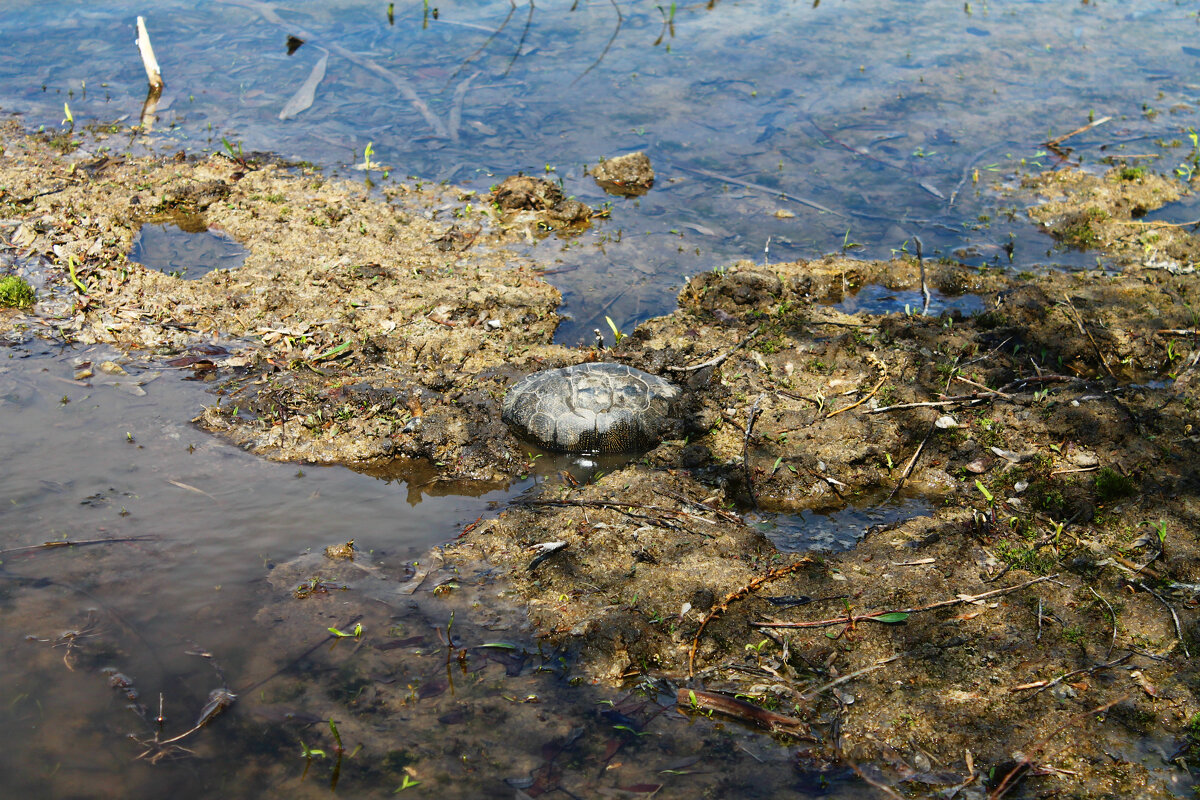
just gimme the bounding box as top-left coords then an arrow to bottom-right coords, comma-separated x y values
128,220 -> 248,279
751,497 -> 934,553
2,0 -> 1198,341
3,0 -> 1200,795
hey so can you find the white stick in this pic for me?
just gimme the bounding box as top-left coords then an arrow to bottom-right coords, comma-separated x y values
136,16 -> 164,90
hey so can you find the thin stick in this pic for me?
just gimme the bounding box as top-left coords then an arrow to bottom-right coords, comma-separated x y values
755,574 -> 1057,629
869,397 -> 982,413
801,654 -> 903,700
1135,581 -> 1190,658
1012,653 -> 1132,697
676,165 -> 843,217
666,325 -> 760,373
1061,294 -> 1116,380
954,374 -> 1014,399
1045,115 -> 1112,147
743,395 -> 764,507
0,536 -> 156,556
1089,587 -> 1117,659
824,373 -> 886,419
136,17 -> 164,90
885,418 -> 935,502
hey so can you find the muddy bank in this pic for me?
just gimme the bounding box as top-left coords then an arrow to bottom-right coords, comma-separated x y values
5,120 -> 1200,796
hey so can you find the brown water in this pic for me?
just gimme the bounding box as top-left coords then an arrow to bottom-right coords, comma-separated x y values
3,0 -> 1200,795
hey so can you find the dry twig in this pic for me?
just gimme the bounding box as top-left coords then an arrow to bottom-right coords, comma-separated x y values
755,574 -> 1057,630
666,325 -> 761,373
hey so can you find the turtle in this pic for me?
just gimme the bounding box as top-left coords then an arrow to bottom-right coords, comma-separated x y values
502,362 -> 680,453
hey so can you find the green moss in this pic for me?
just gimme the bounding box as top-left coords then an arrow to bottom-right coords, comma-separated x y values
1094,466 -> 1135,502
1058,207 -> 1109,247
1117,166 -> 1145,181
0,275 -> 35,308
994,539 -> 1057,574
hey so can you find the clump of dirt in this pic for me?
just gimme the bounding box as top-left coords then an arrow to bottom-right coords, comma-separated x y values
590,151 -> 655,196
488,174 -> 594,232
6,119 -> 1200,797
1024,165 -> 1200,271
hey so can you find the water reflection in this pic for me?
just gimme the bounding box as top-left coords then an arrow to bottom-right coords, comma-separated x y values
0,1 -> 1196,341
128,220 -> 247,279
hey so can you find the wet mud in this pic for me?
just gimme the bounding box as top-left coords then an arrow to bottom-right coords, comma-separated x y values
4,119 -> 1200,797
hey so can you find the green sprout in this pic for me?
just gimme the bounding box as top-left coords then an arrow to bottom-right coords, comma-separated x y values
605,315 -> 625,344
328,622 -> 364,639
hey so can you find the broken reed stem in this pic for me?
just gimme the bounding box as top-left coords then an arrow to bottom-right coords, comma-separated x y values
868,374 -> 1077,414
688,557 -> 814,677
755,574 -> 1057,630
1044,115 -> 1112,148
514,498 -> 711,533
666,325 -> 761,373
1089,587 -> 1117,659
802,654 -> 903,701
676,688 -> 810,737
136,16 -> 164,90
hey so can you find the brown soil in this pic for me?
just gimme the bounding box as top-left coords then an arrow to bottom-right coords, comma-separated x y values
5,119 -> 1200,797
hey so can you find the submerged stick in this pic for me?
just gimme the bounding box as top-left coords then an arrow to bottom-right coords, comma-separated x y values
0,536 -> 156,556
218,0 -> 449,138
677,165 -> 842,217
136,16 -> 164,90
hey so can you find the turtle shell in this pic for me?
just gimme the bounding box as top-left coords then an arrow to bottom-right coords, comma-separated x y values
502,363 -> 680,453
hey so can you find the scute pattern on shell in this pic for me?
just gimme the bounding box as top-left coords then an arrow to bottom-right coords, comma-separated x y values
502,363 -> 680,453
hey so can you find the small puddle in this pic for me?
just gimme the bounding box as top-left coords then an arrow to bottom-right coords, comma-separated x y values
1139,191 -> 1200,226
832,283 -> 987,317
128,217 -> 247,279
750,497 -> 933,552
